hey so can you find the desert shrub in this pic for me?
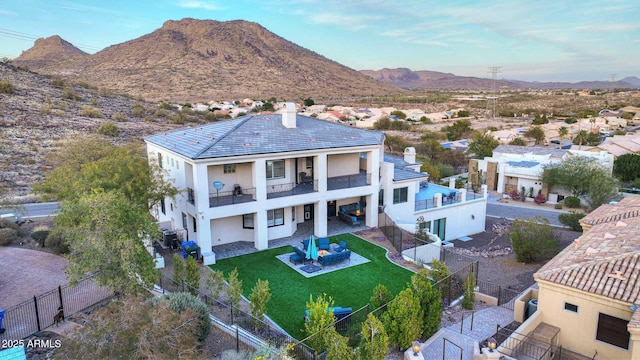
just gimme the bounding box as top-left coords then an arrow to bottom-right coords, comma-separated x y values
534,192 -> 547,204
509,217 -> 560,263
81,106 -> 103,118
204,111 -> 218,122
558,211 -> 585,232
155,108 -> 169,118
152,292 -> 211,342
111,112 -> 126,122
159,102 -> 174,110
0,219 -> 23,237
39,105 -> 52,114
554,203 -> 563,209
89,98 -> 100,106
76,81 -> 94,89
51,77 -> 65,88
0,228 -> 18,246
44,228 -> 70,254
98,87 -> 114,96
462,273 -> 475,310
132,104 -> 145,117
509,189 -> 520,200
97,121 -> 119,137
31,230 -> 50,247
564,196 -> 581,208
62,86 -> 80,101
55,101 -> 68,110
0,79 -> 15,94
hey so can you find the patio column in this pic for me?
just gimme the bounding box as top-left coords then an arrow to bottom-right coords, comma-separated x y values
193,163 -> 212,252
314,201 -> 327,237
434,193 -> 442,207
254,210 -> 268,250
364,194 -> 378,227
253,158 -> 267,202
459,188 -> 467,202
317,153 -> 327,192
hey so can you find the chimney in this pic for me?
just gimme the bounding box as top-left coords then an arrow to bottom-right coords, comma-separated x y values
404,147 -> 416,164
282,102 -> 297,128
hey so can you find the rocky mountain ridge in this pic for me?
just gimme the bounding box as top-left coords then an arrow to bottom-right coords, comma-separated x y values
12,18 -> 405,102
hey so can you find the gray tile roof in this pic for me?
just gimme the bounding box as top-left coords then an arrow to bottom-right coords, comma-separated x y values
494,144 -> 566,159
394,167 -> 428,181
145,114 -> 385,159
384,154 -> 423,168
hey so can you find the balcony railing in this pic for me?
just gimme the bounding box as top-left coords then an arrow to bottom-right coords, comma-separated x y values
267,181 -> 317,199
209,187 -> 256,207
327,172 -> 371,191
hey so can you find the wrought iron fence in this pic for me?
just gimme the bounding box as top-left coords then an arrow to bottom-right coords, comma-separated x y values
0,274 -> 113,341
476,279 -> 522,310
266,181 -> 317,199
209,187 -> 256,207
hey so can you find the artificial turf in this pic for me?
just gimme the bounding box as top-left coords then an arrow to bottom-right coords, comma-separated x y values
210,233 -> 414,339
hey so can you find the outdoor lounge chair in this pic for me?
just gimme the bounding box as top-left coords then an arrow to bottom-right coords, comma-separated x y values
335,240 -> 348,252
233,184 -> 243,197
318,237 -> 330,251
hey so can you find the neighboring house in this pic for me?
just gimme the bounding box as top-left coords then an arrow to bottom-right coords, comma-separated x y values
470,144 -> 614,203
588,134 -> 640,157
145,103 -> 488,264
506,196 -> 640,359
599,109 -> 623,117
489,129 -> 520,144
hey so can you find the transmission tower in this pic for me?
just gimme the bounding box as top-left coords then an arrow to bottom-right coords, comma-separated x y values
485,67 -> 501,121
610,73 -> 617,82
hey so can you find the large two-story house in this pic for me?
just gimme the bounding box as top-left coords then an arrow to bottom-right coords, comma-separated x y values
145,103 -> 487,264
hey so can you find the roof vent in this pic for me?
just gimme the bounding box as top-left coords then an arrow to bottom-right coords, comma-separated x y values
604,233 -> 616,239
585,247 -> 598,255
607,270 -> 627,281
616,221 -> 627,227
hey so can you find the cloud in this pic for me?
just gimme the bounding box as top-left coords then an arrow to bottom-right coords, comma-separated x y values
309,13 -> 380,30
176,1 -> 224,11
574,23 -> 640,32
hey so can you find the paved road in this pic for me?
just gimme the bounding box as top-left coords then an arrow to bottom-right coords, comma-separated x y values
485,193 -> 567,227
0,202 -> 59,218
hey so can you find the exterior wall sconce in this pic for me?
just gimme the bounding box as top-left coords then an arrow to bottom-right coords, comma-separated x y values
488,337 -> 497,352
412,341 -> 420,356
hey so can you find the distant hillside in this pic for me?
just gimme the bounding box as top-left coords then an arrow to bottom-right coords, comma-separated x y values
361,68 -> 640,90
13,18 -> 405,102
14,35 -> 88,70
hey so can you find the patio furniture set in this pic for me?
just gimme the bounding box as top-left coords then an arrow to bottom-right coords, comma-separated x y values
289,238 -> 350,268
338,202 -> 363,226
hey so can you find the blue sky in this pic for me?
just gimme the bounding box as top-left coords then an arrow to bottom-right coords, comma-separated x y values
1,0 -> 638,82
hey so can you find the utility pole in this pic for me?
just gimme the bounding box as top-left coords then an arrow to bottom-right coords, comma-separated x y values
486,67 -> 501,121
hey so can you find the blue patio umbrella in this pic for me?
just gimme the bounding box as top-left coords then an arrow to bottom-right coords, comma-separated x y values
306,235 -> 318,262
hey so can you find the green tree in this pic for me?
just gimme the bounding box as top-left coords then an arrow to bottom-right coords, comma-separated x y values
442,120 -> 472,141
415,139 -> 444,161
226,268 -> 243,309
173,254 -> 186,285
390,110 -> 407,119
411,269 -> 442,338
588,173 -> 620,210
359,313 -> 389,360
55,191 -> 160,294
303,97 -> 315,106
509,137 -> 526,146
323,327 -> 356,360
462,273 -> 476,310
58,296 -> 201,359
383,288 -> 423,351
370,284 -> 391,310
249,279 -> 271,321
457,110 -> 469,117
614,153 -> 640,183
373,116 -> 391,130
509,217 -> 560,263
532,114 -> 548,125
542,155 -> 616,200
385,135 -> 411,153
524,126 -> 545,145
558,211 -> 585,231
467,131 -> 500,159
185,256 -> 201,295
304,294 -> 336,351
558,126 -> 568,149
34,138 -> 178,211
205,269 -> 225,301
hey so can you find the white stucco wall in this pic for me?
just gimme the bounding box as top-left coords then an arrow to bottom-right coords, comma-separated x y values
327,153 -> 360,177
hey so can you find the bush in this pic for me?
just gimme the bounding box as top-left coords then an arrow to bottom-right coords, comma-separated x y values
152,292 -> 210,342
31,230 -> 50,247
462,273 -> 476,310
558,211 -> 585,232
51,77 -> 65,88
564,196 -> 581,208
0,228 -> 18,246
81,106 -> 103,118
0,219 -> 23,237
132,104 -> 146,117
44,228 -> 70,254
62,86 -> 80,101
111,112 -> 126,122
96,121 -> 119,137
0,79 -> 15,94
534,192 -> 547,204
509,217 -> 560,263
509,189 -> 520,200
554,203 -> 563,209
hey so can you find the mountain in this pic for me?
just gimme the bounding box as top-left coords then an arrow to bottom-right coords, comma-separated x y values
361,68 -> 640,90
13,18 -> 405,102
14,35 -> 88,70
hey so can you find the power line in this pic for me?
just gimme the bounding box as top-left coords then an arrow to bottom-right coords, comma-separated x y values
0,27 -> 101,52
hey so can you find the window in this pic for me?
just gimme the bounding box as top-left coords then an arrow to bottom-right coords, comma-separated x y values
564,302 -> 578,313
160,199 -> 166,215
187,188 -> 195,204
378,189 -> 384,207
306,157 -> 313,169
266,160 -> 285,179
182,213 -> 187,229
393,187 -> 408,204
242,214 -> 254,229
267,208 -> 284,227
596,313 -> 630,349
224,164 -> 236,174
434,218 -> 446,241
158,153 -> 163,168
192,216 -> 197,232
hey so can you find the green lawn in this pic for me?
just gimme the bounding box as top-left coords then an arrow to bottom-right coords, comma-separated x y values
210,233 -> 414,339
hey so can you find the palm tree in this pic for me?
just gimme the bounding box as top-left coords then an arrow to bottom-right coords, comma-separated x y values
558,126 -> 568,149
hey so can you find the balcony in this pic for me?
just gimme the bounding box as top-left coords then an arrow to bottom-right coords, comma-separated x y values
267,181 -> 317,199
209,187 -> 256,207
327,172 -> 371,191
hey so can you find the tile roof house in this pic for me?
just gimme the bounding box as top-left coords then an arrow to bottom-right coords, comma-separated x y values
506,196 -> 640,359
145,103 -> 487,264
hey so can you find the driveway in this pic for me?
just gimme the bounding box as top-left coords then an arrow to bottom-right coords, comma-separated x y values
0,247 -> 68,309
